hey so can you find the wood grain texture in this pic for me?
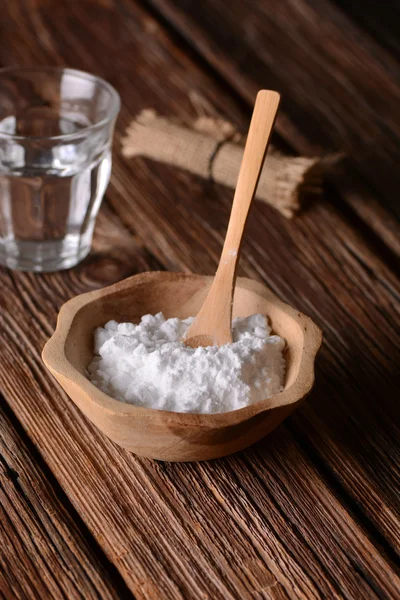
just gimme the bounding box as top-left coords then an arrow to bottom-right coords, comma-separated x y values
2,278 -> 400,599
0,0 -> 399,598
144,0 -> 400,221
0,396 -> 133,600
332,0 -> 400,60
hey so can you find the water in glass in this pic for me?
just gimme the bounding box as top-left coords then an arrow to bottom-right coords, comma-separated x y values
0,67 -> 120,272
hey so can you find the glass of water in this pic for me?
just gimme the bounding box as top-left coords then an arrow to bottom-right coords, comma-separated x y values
0,66 -> 120,272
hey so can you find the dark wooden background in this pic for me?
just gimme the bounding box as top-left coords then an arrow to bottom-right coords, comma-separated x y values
0,1 -> 399,598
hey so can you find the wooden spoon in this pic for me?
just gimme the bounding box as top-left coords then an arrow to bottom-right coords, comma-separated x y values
184,89 -> 280,348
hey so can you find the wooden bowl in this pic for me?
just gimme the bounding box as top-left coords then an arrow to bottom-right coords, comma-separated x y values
42,272 -> 322,461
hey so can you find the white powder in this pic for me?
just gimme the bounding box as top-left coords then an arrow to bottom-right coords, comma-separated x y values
88,313 -> 286,414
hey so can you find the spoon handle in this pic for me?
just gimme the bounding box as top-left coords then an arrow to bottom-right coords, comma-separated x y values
212,91 -> 280,341
185,90 -> 280,347
220,90 -> 280,265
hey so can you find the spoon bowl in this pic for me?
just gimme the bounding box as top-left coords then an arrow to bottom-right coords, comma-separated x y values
42,271 -> 322,461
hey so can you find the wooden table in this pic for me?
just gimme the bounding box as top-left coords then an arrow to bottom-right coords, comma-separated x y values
1,1 -> 399,598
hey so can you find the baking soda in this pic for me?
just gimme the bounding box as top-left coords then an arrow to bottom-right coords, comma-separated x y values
88,313 -> 285,414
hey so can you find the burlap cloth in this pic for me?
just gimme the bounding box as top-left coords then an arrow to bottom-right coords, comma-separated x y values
122,109 -> 328,218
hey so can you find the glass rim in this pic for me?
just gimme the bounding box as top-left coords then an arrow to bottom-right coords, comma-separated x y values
0,65 -> 121,142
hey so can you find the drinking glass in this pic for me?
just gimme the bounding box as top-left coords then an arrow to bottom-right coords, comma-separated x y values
0,66 -> 120,272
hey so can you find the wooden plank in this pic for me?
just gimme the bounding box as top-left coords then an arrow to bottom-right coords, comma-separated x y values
107,158 -> 400,556
62,2 -> 400,551
144,0 -> 400,225
0,396 -> 133,600
2,275 -> 400,599
331,0 -> 400,60
325,161 -> 400,261
0,0 -> 399,598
